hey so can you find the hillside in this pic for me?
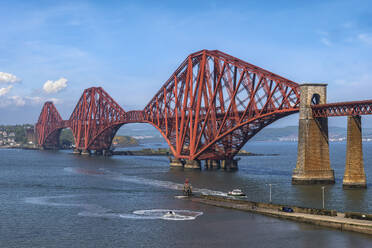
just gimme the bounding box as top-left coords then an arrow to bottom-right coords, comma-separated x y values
112,135 -> 139,147
116,123 -> 372,142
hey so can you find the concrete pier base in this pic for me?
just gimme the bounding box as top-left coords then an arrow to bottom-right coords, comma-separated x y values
184,159 -> 201,169
221,159 -> 238,171
72,149 -> 81,155
220,160 -> 226,169
94,150 -> 103,155
204,160 -> 211,169
211,160 -> 220,169
169,158 -> 184,168
343,115 -> 367,189
81,149 -> 91,155
205,160 -> 220,169
102,150 -> 112,156
292,84 -> 334,184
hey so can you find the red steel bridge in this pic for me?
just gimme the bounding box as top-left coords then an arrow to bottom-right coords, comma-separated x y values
35,49 -> 372,163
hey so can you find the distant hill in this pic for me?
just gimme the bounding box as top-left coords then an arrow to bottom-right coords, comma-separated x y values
116,123 -> 163,143
112,135 -> 139,147
116,123 -> 372,142
251,126 -> 349,141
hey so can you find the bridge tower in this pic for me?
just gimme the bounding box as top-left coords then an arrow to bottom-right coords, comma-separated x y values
292,84 -> 335,184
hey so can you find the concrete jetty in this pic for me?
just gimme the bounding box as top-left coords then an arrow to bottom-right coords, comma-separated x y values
190,194 -> 372,235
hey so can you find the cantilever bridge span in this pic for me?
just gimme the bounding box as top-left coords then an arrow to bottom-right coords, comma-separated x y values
36,49 -> 372,186
36,50 -> 302,160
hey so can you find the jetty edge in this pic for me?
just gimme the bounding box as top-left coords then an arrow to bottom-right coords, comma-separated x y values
188,194 -> 372,235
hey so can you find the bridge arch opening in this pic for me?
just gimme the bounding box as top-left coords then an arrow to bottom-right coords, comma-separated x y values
192,111 -> 299,160
80,122 -> 174,155
311,94 -> 321,105
107,123 -> 170,151
43,127 -> 75,150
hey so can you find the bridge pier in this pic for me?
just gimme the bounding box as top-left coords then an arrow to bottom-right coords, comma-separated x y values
94,150 -> 103,155
292,84 -> 335,184
221,159 -> 238,171
184,159 -> 201,169
343,115 -> 367,189
81,149 -> 91,155
72,149 -> 81,154
205,160 -> 220,169
102,149 -> 112,156
169,158 -> 184,168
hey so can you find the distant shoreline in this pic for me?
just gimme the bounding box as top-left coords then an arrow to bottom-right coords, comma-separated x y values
0,146 -> 279,157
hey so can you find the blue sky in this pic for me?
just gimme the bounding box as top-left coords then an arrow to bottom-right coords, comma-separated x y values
1,0 -> 372,127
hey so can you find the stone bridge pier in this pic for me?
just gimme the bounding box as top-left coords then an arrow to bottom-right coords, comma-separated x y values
343,115 -> 367,188
292,84 -> 335,184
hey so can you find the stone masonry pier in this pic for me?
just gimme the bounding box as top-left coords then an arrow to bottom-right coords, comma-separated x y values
343,115 -> 367,188
292,84 -> 335,184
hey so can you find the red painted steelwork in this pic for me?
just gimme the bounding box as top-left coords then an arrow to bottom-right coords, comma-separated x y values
69,87 -> 127,151
143,50 -> 301,160
35,102 -> 69,148
36,49 -> 302,159
312,100 -> 372,117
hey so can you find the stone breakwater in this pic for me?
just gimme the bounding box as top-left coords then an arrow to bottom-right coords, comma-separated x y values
190,194 -> 372,235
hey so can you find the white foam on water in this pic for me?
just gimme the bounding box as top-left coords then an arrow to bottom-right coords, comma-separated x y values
133,209 -> 203,221
25,195 -> 203,221
174,195 -> 188,199
64,167 -> 227,197
25,195 -> 109,214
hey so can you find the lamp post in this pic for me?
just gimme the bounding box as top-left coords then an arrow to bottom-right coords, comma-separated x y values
269,184 -> 272,203
321,186 -> 325,209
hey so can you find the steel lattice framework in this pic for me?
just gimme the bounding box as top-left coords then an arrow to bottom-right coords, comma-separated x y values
69,87 -> 127,151
35,102 -> 68,148
36,49 -> 304,159
312,100 -> 372,117
143,50 -> 301,159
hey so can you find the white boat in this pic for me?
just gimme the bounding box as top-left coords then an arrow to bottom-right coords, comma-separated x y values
228,189 -> 246,196
163,211 -> 176,217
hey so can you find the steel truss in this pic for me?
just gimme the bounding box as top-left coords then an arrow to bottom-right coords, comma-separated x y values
36,50 -> 302,159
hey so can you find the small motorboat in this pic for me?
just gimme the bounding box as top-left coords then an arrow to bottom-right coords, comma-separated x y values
163,211 -> 177,218
228,189 -> 246,196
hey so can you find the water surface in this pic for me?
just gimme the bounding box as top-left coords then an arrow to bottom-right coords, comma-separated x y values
1,142 -> 372,247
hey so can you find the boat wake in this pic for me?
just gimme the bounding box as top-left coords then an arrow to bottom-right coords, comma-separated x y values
25,195 -> 203,221
64,167 -> 227,197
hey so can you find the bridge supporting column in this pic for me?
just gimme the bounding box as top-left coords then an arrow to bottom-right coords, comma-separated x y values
94,150 -> 103,155
221,159 -> 238,171
170,158 -> 184,168
211,160 -> 220,169
81,149 -> 91,155
184,159 -> 201,169
292,84 -> 335,184
343,115 -> 367,189
205,160 -> 220,169
73,149 -> 81,154
102,149 -> 112,156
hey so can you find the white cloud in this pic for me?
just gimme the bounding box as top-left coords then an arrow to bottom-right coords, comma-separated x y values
9,96 -> 26,106
0,72 -> 21,84
25,96 -> 43,104
47,97 -> 63,104
320,37 -> 332,46
0,95 -> 63,108
25,96 -> 63,105
358,33 -> 372,45
43,77 -> 68,94
0,95 -> 25,108
0,85 -> 13,96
